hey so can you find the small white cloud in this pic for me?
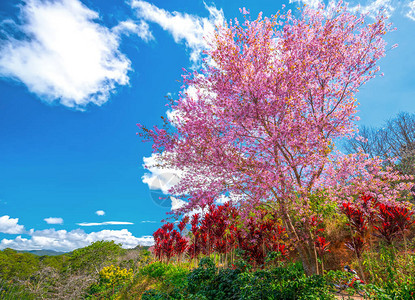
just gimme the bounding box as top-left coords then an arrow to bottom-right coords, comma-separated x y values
95,210 -> 105,216
0,215 -> 25,234
76,221 -> 134,226
349,0 -> 395,19
44,217 -> 63,225
289,0 -> 322,9
141,220 -> 157,223
0,228 -> 153,252
290,0 -> 395,18
215,195 -> 229,205
0,0 -> 142,108
407,1 -> 415,20
170,196 -> 204,217
130,0 -> 225,63
112,19 -> 154,42
171,196 -> 187,211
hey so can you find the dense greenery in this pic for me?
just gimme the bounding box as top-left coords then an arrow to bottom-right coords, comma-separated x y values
1,236 -> 415,299
0,241 -> 149,299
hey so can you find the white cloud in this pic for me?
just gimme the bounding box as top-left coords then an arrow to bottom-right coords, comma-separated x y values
349,0 -> 395,18
215,194 -> 230,205
44,217 -> 63,225
0,215 -> 25,234
0,228 -> 153,252
112,19 -> 154,42
171,196 -> 187,211
289,0 -> 322,9
142,153 -> 182,194
95,210 -> 105,216
141,220 -> 157,223
0,0 -> 150,108
289,0 -> 396,18
130,0 -> 225,63
76,221 -> 134,226
407,1 -> 415,20
170,196 -> 205,217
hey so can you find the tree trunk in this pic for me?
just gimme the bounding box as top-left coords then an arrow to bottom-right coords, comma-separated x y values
278,201 -> 318,276
297,243 -> 318,276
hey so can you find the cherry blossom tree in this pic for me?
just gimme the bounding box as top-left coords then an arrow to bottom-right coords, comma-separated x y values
139,2 -> 412,274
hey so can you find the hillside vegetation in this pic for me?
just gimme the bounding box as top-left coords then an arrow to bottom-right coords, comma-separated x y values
0,241 -> 150,299
1,212 -> 415,300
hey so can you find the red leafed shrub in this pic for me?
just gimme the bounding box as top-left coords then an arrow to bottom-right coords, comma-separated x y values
341,202 -> 367,236
315,236 -> 330,257
374,203 -> 415,244
153,222 -> 188,263
340,200 -> 368,261
340,194 -> 415,255
187,214 -> 202,259
153,202 -> 289,268
235,210 -> 287,267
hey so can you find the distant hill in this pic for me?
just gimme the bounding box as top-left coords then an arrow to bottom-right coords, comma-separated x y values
18,249 -> 66,256
12,245 -> 149,257
15,246 -> 149,256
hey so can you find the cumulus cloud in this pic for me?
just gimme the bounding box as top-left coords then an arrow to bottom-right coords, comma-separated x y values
0,0 -> 151,108
130,0 -> 224,63
76,221 -> 134,226
0,215 -> 25,234
0,228 -> 154,252
44,217 -> 63,225
142,153 -> 182,194
95,210 -> 105,216
407,1 -> 415,20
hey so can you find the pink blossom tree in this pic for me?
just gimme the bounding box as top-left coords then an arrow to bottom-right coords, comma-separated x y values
139,2 -> 412,274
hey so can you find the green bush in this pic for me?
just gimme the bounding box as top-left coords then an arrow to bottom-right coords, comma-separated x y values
236,262 -> 333,300
187,257 -> 241,300
0,249 -> 40,281
363,245 -> 415,299
0,279 -> 35,300
142,289 -> 170,299
142,258 -> 334,300
139,261 -> 189,291
69,241 -> 124,274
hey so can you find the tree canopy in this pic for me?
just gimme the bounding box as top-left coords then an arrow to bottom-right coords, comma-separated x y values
139,2 -> 412,274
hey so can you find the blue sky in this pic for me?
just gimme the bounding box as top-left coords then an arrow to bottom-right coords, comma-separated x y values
0,0 -> 414,251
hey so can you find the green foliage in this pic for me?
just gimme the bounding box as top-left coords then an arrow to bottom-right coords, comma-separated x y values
0,278 -> 35,300
139,259 -> 333,300
4,238 -> 415,300
0,249 -> 40,281
69,240 -> 125,274
236,262 -> 333,300
308,191 -> 337,218
363,245 -> 415,299
39,254 -> 69,271
141,289 -> 170,299
186,257 -> 241,300
0,242 -> 142,299
139,261 -> 189,290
